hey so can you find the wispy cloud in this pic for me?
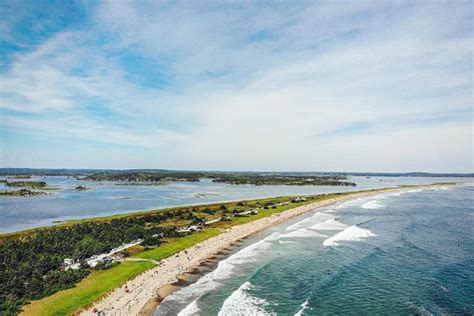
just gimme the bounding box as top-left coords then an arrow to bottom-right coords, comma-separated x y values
0,1 -> 472,171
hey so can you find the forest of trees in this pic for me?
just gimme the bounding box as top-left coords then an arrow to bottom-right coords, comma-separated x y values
212,175 -> 357,186
82,170 -> 356,187
84,171 -> 202,183
0,212 -> 187,315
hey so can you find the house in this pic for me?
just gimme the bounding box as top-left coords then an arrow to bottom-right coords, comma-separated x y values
63,258 -> 75,266
177,225 -> 200,233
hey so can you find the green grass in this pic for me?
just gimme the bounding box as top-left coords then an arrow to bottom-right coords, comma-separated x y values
135,228 -> 221,261
0,195 -> 297,239
21,261 -> 154,316
21,229 -> 221,315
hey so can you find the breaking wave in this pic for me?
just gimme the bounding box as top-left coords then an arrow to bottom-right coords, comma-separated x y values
308,218 -> 347,231
218,282 -> 274,316
177,299 -> 200,316
280,228 -> 327,239
323,225 -> 376,246
286,212 -> 333,231
294,299 -> 310,316
279,240 -> 296,245
160,239 -> 271,312
227,239 -> 271,265
361,200 -> 384,209
263,232 -> 281,242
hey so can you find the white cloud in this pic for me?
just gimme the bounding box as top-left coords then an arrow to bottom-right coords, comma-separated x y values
0,1 -> 472,171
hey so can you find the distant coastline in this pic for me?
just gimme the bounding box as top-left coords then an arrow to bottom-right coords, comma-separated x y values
1,168 -> 473,178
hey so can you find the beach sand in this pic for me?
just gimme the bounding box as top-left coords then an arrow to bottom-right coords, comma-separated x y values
79,185 -> 448,316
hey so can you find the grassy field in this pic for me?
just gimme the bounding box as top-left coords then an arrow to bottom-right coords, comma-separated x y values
21,261 -> 154,316
135,228 -> 221,261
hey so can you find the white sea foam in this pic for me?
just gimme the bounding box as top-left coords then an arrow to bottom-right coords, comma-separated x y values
308,218 -> 347,231
177,299 -> 200,316
361,200 -> 384,209
323,225 -> 376,246
227,239 -> 271,265
286,218 -> 315,231
286,212 -> 334,231
161,260 -> 234,307
429,186 -> 452,191
279,240 -> 296,245
294,299 -> 310,316
161,240 -> 271,309
280,228 -> 327,239
264,232 -> 281,242
336,198 -> 364,209
218,282 -> 274,316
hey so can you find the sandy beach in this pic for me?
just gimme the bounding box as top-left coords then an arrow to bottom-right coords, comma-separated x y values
80,185 -> 448,316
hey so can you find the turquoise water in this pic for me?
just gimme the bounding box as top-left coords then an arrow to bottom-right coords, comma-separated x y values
157,184 -> 474,315
1,175 -> 467,233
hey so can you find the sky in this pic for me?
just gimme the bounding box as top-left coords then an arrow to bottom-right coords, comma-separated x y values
0,1 -> 472,172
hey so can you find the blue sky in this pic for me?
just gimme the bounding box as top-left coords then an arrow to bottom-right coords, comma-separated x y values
0,1 -> 472,172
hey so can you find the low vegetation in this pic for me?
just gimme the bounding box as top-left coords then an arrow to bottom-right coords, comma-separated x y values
20,261 -> 154,316
0,217 -> 180,314
211,174 -> 356,186
83,171 -> 201,183
82,170 -> 356,186
0,189 -> 48,197
5,181 -> 46,188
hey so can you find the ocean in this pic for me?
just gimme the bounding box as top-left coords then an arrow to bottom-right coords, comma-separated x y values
157,184 -> 474,315
0,175 -> 469,233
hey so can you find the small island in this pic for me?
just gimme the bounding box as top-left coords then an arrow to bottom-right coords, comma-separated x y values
82,171 -> 356,186
75,185 -> 91,191
211,174 -> 357,186
5,181 -> 47,188
0,189 -> 48,197
83,171 -> 201,183
1,180 -> 58,195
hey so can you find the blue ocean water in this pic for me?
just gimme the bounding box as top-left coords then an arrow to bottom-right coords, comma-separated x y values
157,184 -> 474,315
1,175 -> 467,233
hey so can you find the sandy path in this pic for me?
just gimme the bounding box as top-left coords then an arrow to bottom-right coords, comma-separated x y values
79,185 -> 446,316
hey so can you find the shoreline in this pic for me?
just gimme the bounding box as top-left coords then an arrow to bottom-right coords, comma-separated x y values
140,239 -> 250,315
81,184 -> 455,316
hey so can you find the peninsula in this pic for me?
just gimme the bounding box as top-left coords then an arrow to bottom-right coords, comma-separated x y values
0,183 -> 454,315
